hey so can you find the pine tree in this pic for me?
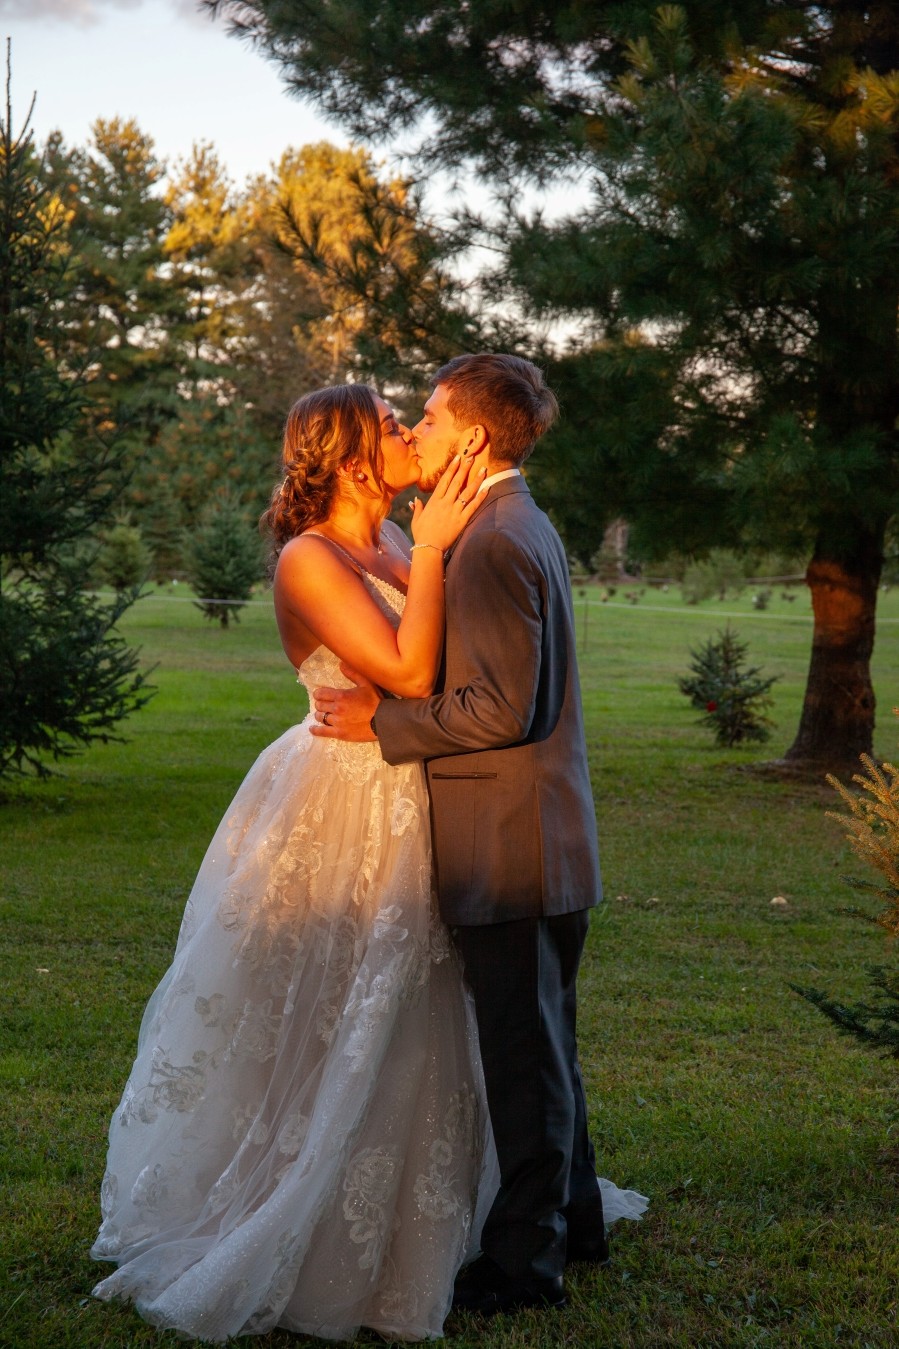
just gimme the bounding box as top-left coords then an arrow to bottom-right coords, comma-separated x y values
678,627 -> 778,747
163,141 -> 251,387
213,0 -> 899,773
183,494 -> 262,628
97,518 -> 151,593
44,118 -> 188,445
233,143 -> 465,436
0,51 -> 151,778
128,401 -> 278,578
793,717 -> 899,1059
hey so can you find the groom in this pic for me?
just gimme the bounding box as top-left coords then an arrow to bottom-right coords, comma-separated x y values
311,353 -> 606,1315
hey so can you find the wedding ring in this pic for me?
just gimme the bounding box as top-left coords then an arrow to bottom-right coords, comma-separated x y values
322,711 -> 332,726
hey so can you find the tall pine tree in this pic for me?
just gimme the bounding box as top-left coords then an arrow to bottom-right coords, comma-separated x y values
0,51 -> 151,778
163,141 -> 250,387
45,118 -> 189,445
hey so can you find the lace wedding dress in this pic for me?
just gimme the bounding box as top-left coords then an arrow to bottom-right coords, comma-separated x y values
92,574 -> 494,1342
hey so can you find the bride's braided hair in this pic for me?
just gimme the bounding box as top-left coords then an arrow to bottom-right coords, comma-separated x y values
262,384 -> 384,567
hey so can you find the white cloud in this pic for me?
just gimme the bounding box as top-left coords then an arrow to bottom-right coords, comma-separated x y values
167,0 -> 216,26
0,0 -> 138,24
0,0 -> 210,27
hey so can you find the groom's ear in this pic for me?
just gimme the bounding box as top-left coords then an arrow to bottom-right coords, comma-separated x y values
461,425 -> 489,458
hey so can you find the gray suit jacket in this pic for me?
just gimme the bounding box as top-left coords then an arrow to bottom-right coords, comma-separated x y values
375,477 -> 602,925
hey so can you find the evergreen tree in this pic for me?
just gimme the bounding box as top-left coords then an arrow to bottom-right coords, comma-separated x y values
230,147 -> 336,442
184,493 -> 262,628
257,142 -> 479,399
116,138 -> 267,573
40,118 -> 202,578
97,517 -> 151,592
163,141 -> 250,386
45,118 -> 188,444
232,143 -> 463,437
0,53 -> 151,778
678,627 -> 778,747
128,401 -> 279,578
212,0 -> 899,773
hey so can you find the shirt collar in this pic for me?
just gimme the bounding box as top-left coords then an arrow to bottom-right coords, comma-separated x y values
476,466 -> 521,496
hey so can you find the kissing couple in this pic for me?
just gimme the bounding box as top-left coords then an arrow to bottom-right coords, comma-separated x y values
91,353 -> 647,1341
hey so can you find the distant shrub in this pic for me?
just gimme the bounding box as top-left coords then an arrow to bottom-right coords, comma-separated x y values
680,550 -> 747,604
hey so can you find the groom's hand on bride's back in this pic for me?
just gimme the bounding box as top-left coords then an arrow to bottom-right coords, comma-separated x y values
311,664 -> 381,741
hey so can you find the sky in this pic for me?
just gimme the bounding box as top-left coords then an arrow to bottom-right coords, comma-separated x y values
0,0 -> 350,186
1,0 -> 590,215
1,0 -> 589,320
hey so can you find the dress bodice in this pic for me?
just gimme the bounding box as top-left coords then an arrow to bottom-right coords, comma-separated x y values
296,572 -> 406,695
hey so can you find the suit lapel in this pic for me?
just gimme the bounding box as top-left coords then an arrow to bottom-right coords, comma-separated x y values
444,477 -> 530,567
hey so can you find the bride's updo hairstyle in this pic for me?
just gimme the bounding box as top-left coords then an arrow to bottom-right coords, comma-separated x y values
263,384 -> 384,565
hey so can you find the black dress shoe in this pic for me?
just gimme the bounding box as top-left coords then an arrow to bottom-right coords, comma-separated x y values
452,1254 -> 566,1317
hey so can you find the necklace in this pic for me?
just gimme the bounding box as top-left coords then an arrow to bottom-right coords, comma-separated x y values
330,525 -> 383,554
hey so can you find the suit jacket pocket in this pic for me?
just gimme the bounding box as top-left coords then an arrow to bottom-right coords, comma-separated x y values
430,771 -> 498,779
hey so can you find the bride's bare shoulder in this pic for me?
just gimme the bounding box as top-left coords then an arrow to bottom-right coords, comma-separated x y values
274,533 -> 362,600
278,530 -> 331,559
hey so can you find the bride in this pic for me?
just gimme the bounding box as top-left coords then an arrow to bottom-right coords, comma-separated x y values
91,384 -> 490,1342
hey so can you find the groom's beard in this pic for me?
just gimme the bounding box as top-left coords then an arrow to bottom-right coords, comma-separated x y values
417,441 -> 461,493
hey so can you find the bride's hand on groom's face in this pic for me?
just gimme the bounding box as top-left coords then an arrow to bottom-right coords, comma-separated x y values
410,456 -> 486,550
310,665 -> 380,741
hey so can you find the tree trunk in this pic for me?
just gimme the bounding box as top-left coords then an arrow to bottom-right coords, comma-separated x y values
784,528 -> 883,773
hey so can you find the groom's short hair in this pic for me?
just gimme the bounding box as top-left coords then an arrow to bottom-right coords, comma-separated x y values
432,353 -> 559,466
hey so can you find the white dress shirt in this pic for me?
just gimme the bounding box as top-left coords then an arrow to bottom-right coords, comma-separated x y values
476,467 -> 522,495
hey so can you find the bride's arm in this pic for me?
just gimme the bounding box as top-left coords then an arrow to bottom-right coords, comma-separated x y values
274,459 -> 481,699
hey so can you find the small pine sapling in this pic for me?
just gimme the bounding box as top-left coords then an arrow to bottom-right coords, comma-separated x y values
678,626 -> 778,747
184,494 -> 262,628
99,518 -> 151,592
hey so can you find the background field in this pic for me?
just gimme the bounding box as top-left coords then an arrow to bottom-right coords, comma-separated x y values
2,583 -> 898,1348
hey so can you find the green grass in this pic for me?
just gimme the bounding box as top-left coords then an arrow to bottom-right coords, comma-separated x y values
2,583 -> 898,1348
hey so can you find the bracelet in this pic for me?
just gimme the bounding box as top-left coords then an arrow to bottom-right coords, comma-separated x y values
410,543 -> 444,554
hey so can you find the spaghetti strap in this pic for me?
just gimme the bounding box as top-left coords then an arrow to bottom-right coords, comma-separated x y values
298,530 -> 367,575
298,528 -> 406,573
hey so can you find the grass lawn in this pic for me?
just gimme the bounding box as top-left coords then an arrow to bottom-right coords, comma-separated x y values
2,582 -> 898,1348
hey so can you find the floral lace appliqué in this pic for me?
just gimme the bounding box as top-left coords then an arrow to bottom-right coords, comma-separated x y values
343,1146 -> 402,1269
413,1085 -> 481,1223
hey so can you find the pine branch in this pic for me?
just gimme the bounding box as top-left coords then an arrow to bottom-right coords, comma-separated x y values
792,972 -> 899,1059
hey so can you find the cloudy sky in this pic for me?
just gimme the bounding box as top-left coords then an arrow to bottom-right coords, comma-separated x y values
0,0 -> 348,184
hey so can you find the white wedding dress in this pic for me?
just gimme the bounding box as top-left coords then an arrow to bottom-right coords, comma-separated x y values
92,572 -> 647,1343
92,575 -> 494,1341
